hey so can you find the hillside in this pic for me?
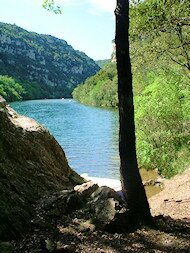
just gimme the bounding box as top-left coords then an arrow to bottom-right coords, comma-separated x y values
73,63 -> 118,108
0,22 -> 100,101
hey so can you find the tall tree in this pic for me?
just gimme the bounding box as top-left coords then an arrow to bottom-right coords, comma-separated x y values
115,0 -> 152,225
43,0 -> 152,226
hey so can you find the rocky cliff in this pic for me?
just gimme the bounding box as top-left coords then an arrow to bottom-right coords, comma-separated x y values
0,96 -> 84,240
0,22 -> 100,100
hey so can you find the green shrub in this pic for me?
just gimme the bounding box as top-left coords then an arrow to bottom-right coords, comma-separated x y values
135,68 -> 190,177
0,75 -> 25,101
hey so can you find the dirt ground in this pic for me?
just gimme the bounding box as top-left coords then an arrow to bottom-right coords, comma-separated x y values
11,169 -> 190,253
149,168 -> 190,221
12,216 -> 190,253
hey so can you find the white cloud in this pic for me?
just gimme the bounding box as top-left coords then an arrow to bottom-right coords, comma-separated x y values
57,0 -> 116,13
56,0 -> 84,6
89,0 -> 116,13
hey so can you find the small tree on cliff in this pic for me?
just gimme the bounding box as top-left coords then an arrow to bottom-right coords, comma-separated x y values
43,0 -> 152,227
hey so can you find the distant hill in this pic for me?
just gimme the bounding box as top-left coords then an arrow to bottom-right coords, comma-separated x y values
0,22 -> 100,101
95,59 -> 110,68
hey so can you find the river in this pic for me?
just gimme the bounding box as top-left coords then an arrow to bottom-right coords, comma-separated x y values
11,99 -> 120,179
11,98 -> 163,197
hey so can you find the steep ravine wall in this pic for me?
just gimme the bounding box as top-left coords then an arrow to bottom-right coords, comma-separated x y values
0,22 -> 100,99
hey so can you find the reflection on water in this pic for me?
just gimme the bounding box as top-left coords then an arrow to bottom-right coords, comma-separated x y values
140,169 -> 163,198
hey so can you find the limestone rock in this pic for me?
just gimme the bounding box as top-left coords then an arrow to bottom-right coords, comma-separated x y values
89,186 -> 127,229
0,96 -> 84,240
36,184 -> 127,233
74,181 -> 99,198
0,22 -> 100,100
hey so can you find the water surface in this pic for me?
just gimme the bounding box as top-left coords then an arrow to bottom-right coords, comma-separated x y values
11,99 -> 120,179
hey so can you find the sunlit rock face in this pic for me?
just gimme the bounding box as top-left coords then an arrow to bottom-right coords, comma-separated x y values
0,22 -> 100,99
0,96 -> 84,240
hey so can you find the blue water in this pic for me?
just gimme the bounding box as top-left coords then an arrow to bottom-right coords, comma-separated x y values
11,99 -> 120,179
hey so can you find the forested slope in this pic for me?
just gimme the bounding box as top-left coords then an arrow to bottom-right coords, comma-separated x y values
73,63 -> 118,108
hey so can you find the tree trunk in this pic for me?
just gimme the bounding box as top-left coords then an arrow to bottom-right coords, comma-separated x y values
115,0 -> 152,225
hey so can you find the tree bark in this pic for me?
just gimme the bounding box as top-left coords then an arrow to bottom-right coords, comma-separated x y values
115,0 -> 152,225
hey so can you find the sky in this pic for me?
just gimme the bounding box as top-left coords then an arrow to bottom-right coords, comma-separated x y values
0,0 -> 116,60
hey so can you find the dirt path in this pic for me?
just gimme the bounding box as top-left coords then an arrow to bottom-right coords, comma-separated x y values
149,168 -> 190,221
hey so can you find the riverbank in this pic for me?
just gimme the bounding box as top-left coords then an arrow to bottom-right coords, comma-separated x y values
83,168 -> 190,221
10,168 -> 190,253
81,167 -> 164,199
